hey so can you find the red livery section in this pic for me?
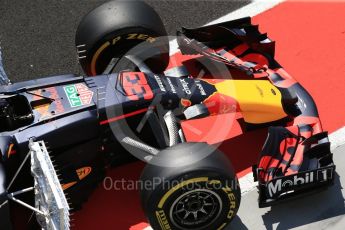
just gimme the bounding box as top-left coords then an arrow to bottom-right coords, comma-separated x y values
253,1 -> 345,132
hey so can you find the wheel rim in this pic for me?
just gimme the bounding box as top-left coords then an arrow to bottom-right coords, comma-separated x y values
169,189 -> 222,229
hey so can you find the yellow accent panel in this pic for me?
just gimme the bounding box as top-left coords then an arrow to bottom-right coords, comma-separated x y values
215,80 -> 287,124
158,177 -> 209,208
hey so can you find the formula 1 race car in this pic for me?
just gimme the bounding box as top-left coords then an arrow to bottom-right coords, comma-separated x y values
0,1 -> 336,229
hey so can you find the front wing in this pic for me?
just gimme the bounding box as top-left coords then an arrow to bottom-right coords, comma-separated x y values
253,127 -> 335,207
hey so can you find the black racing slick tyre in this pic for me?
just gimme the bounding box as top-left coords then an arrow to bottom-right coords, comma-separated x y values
140,143 -> 241,230
75,0 -> 169,76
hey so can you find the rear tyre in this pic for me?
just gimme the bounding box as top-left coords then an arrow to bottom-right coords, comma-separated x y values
140,143 -> 241,230
75,0 -> 169,76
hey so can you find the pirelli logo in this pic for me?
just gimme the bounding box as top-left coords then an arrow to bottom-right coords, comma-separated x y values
156,210 -> 171,230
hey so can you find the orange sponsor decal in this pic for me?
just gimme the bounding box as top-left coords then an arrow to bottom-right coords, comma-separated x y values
61,181 -> 77,190
180,98 -> 192,107
76,167 -> 92,180
61,167 -> 92,190
7,143 -> 16,158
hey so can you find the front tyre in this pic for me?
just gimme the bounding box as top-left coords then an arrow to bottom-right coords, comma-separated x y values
140,143 -> 241,230
75,0 -> 169,75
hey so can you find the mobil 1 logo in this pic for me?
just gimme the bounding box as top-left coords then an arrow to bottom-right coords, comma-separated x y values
267,166 -> 335,198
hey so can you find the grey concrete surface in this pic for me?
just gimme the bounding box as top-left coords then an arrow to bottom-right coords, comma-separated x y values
229,145 -> 345,230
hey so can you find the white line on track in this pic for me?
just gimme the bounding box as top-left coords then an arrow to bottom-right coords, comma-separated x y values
169,0 -> 285,53
206,0 -> 285,25
329,127 -> 345,150
143,227 -> 153,230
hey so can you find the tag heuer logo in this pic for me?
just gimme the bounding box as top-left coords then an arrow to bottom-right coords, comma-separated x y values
64,83 -> 93,107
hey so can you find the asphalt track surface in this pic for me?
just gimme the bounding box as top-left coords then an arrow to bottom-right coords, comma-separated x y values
0,0 -> 249,82
1,0 -> 345,230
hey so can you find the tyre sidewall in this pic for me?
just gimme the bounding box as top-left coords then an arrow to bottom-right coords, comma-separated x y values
80,27 -> 166,75
75,0 -> 168,75
145,170 -> 240,230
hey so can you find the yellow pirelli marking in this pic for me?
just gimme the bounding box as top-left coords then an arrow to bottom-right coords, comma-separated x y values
156,210 -> 171,230
223,186 -> 237,219
217,223 -> 227,230
91,41 -> 110,75
158,177 -> 209,208
209,179 -> 221,185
